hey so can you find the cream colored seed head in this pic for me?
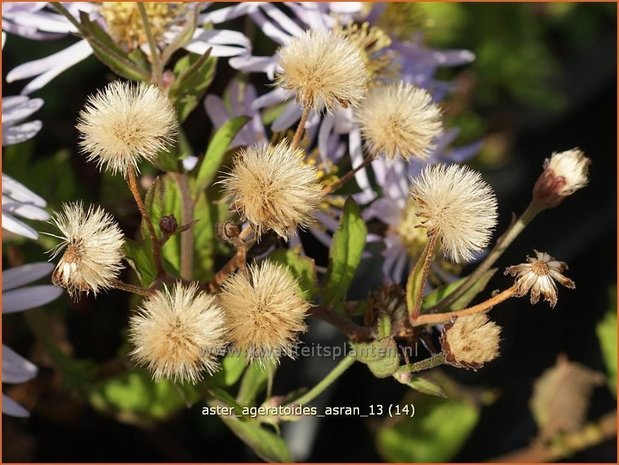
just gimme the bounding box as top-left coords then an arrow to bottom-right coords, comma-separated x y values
505,250 -> 575,308
129,282 -> 228,384
441,314 -> 501,369
76,80 -> 178,176
275,29 -> 369,112
218,260 -> 310,363
48,202 -> 125,299
357,82 -> 442,160
221,140 -> 323,240
410,163 -> 498,263
545,149 -> 590,195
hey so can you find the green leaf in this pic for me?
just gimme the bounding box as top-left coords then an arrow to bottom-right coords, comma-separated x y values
193,115 -> 251,195
237,362 -> 271,407
209,354 -> 247,388
325,197 -> 367,309
376,396 -> 479,462
215,410 -> 293,462
398,374 -> 447,398
596,288 -> 617,394
422,269 -> 497,312
169,50 -> 217,122
351,337 -> 400,379
269,247 -> 319,299
405,239 -> 437,315
88,370 -> 200,426
78,11 -> 149,81
124,238 -> 157,286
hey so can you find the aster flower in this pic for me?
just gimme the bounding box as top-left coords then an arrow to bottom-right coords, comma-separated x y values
533,148 -> 591,209
356,82 -> 443,160
3,263 -> 63,417
221,141 -> 323,239
219,260 -> 310,363
505,250 -> 575,308
410,164 -> 498,264
275,29 -> 368,113
440,314 -> 501,370
76,80 -> 178,176
129,283 -> 228,383
4,3 -> 251,95
48,202 -> 125,299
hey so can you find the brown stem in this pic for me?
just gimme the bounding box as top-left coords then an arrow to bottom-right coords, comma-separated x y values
310,305 -> 375,342
126,166 -> 165,278
322,154 -> 374,196
291,107 -> 311,150
412,285 -> 517,327
491,411 -> 617,462
172,172 -> 194,281
430,203 -> 541,313
112,279 -> 155,297
208,225 -> 254,290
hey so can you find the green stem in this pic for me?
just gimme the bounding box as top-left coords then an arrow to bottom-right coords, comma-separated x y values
397,353 -> 445,373
172,172 -> 194,281
137,2 -> 163,84
430,202 -> 541,313
287,355 -> 356,406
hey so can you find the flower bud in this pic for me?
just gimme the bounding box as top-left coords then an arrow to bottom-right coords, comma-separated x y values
159,215 -> 178,235
532,148 -> 591,209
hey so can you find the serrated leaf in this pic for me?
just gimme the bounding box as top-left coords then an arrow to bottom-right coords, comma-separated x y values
423,269 -> 497,312
269,247 -> 319,299
597,288 -> 617,394
376,396 -> 478,462
325,197 -> 367,309
193,115 -> 251,195
169,50 -> 216,121
88,370 -> 200,426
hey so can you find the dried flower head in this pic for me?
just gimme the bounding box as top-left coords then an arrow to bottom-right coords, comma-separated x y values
357,82 -> 442,160
219,260 -> 310,363
48,202 -> 124,299
275,29 -> 368,112
410,164 -> 498,263
129,283 -> 227,383
440,314 -> 501,369
76,80 -> 178,176
221,141 -> 323,239
505,250 -> 575,308
533,148 -> 591,209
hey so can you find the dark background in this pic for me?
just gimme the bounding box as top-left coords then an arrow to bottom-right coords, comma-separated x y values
3,2 -> 617,462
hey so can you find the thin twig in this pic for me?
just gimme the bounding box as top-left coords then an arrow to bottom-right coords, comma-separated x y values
112,279 -> 155,297
291,107 -> 311,150
208,225 -> 254,290
310,305 -> 375,342
412,285 -> 517,327
126,166 -> 165,278
322,154 -> 374,196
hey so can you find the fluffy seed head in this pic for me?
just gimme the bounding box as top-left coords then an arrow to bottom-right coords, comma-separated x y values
77,80 -> 178,176
533,148 -> 591,209
219,260 -> 310,363
505,250 -> 575,308
410,164 -> 498,263
275,29 -> 369,112
129,283 -> 227,383
440,314 -> 501,369
221,141 -> 323,239
357,82 -> 442,160
48,202 -> 125,299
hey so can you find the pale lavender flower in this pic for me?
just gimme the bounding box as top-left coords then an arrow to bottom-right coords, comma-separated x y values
2,95 -> 43,146
3,263 -> 63,417
4,3 -> 251,94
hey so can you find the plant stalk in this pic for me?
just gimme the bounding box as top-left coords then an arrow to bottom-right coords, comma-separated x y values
137,2 -> 163,84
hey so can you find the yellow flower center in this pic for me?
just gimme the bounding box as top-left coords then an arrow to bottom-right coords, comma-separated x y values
375,3 -> 425,42
337,22 -> 395,81
100,2 -> 188,51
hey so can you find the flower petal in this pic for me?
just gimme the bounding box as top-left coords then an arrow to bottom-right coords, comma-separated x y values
2,393 -> 30,418
2,345 -> 37,384
3,263 -> 54,291
3,285 -> 63,314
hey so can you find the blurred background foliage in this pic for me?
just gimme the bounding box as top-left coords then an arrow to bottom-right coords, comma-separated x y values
3,2 -> 617,462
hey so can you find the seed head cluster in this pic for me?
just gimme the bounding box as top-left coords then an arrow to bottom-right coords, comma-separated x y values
440,314 -> 501,369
